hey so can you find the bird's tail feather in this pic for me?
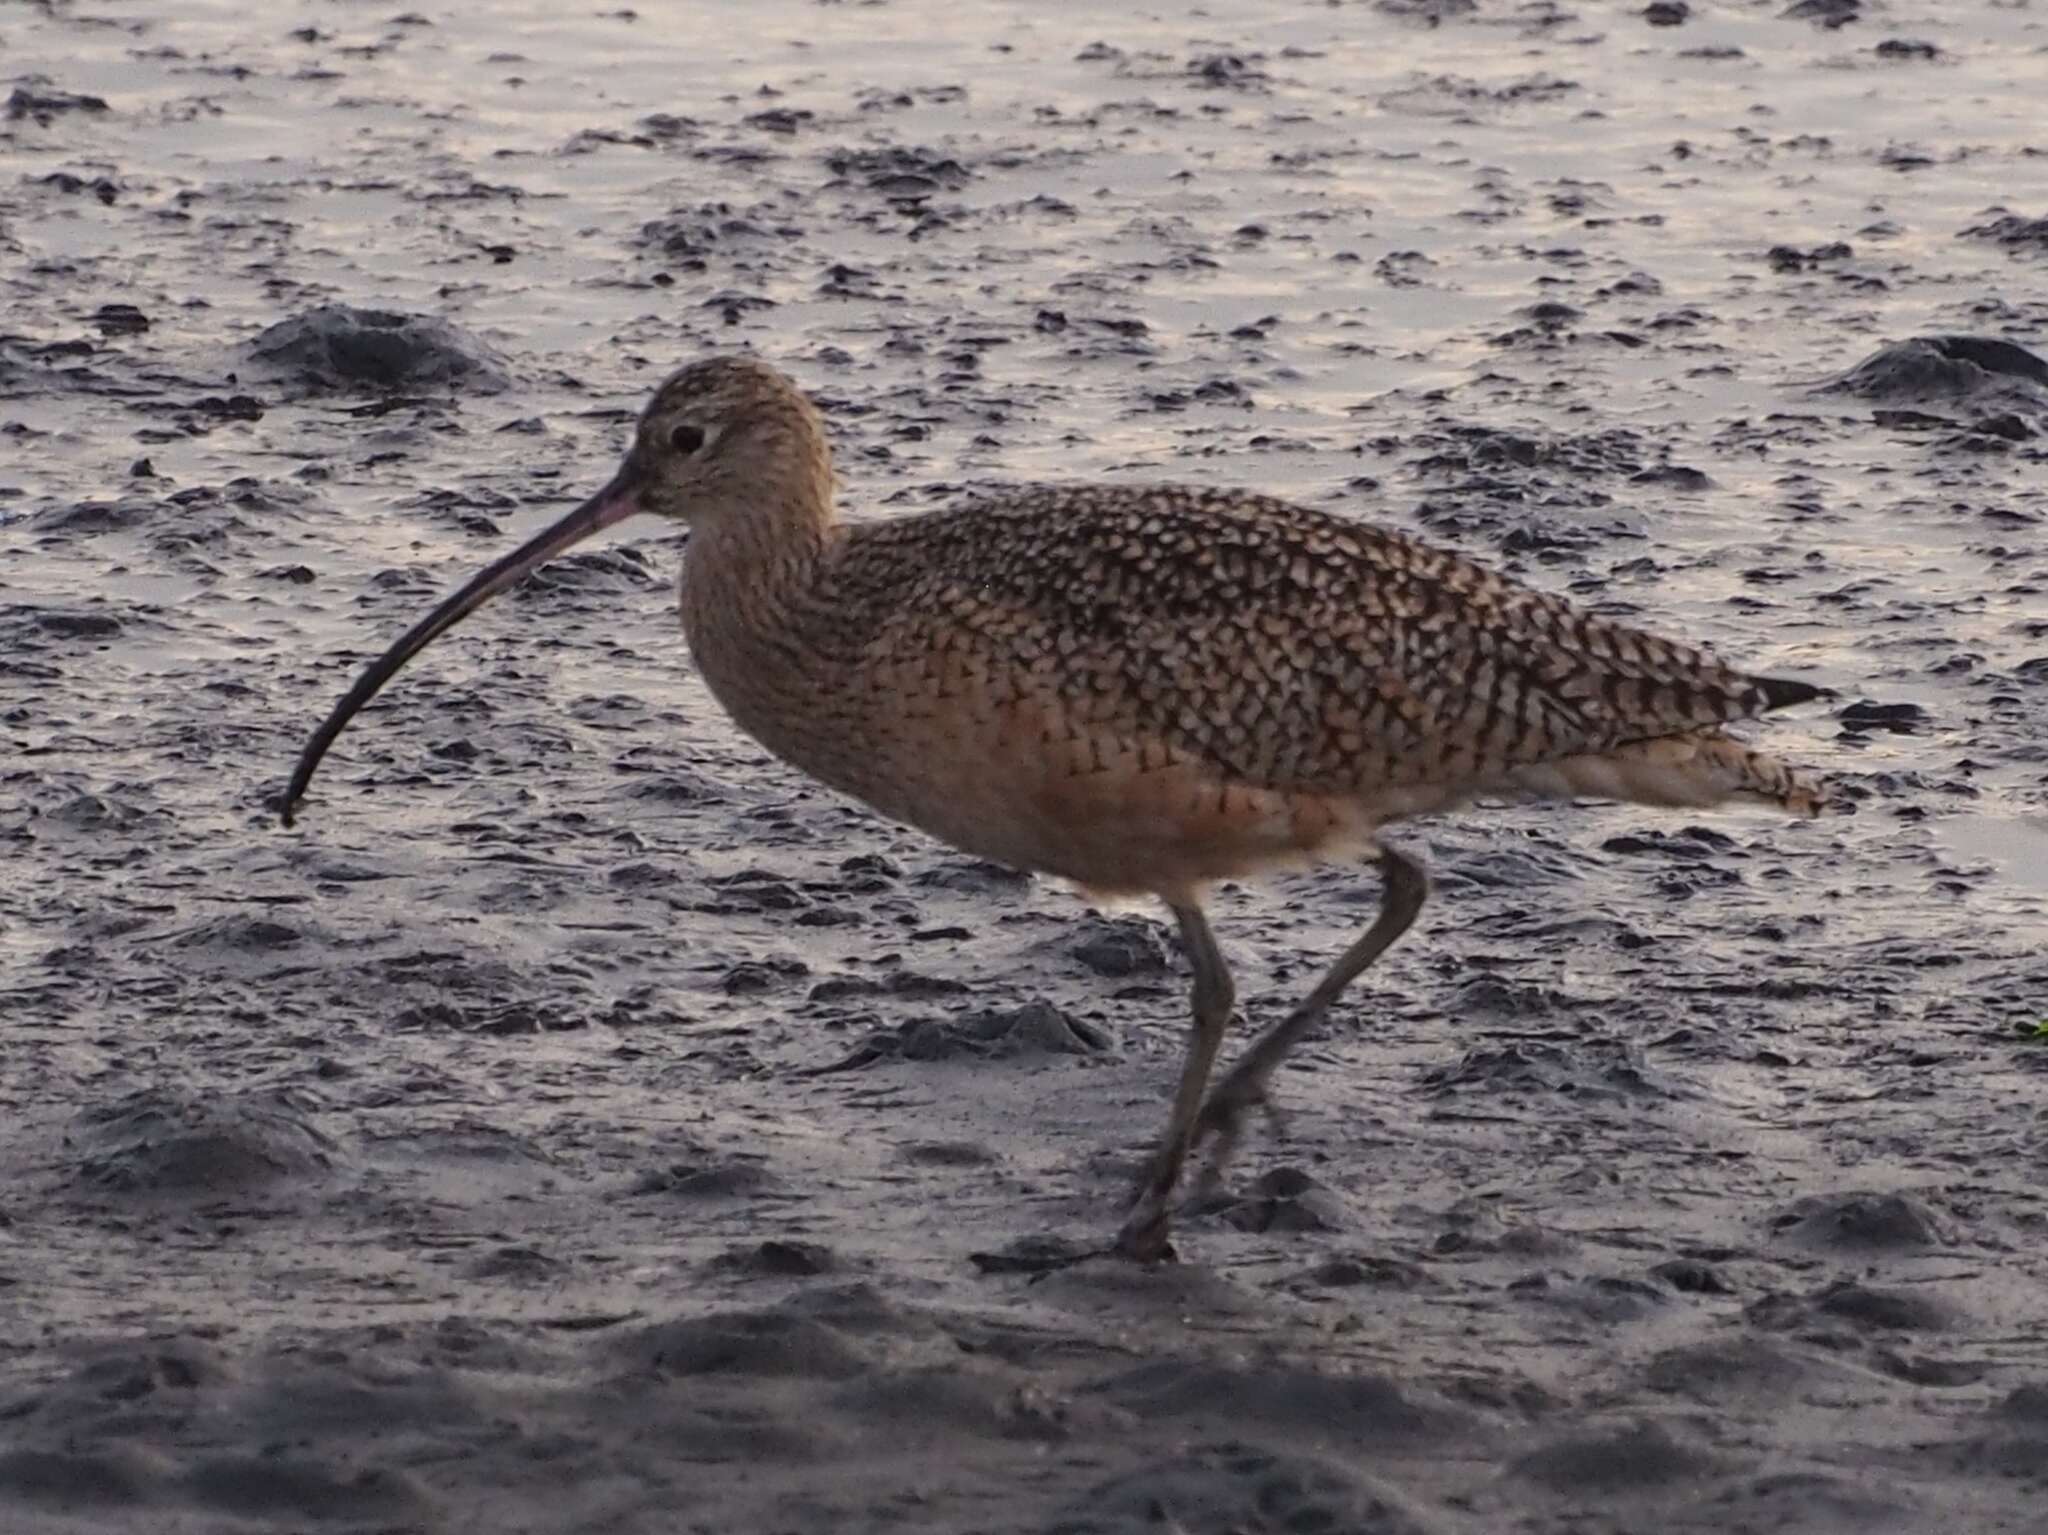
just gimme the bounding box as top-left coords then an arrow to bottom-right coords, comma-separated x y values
1506,730 -> 1827,817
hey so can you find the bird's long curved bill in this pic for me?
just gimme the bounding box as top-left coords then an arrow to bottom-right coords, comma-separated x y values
278,471 -> 643,827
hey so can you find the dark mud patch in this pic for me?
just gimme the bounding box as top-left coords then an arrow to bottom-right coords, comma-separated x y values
1304,1251 -> 1443,1291
1701,1472 -> 1927,1535
1643,1336 -> 1848,1403
1510,1417 -> 1732,1493
709,1238 -> 841,1278
1507,1270 -> 1672,1324
6,79 -> 110,125
1049,1443 -> 1443,1535
631,1156 -> 781,1199
1086,1358 -> 1484,1448
1751,1280 -> 1964,1337
1417,1037 -> 1685,1103
613,1310 -> 877,1380
816,1000 -> 1111,1068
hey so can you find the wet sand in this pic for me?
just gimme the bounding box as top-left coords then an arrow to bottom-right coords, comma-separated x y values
3,2 -> 2047,1531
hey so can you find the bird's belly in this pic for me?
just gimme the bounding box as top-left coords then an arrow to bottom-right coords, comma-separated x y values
842,695 -> 1406,901
698,646 -> 1450,900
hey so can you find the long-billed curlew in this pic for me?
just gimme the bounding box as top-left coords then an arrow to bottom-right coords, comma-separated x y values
281,356 -> 1826,1260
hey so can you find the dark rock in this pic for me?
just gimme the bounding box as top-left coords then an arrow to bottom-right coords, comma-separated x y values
1839,700 -> 1929,734
815,1001 -> 1109,1069
71,1089 -> 337,1197
245,306 -> 512,395
1780,0 -> 1860,27
1651,1257 -> 1734,1294
1773,1190 -> 1950,1253
1069,916 -> 1170,978
713,1240 -> 836,1277
90,303 -> 149,336
1817,335 -> 2048,404
1961,210 -> 2048,251
1813,1281 -> 1955,1332
1215,1167 -> 1351,1234
633,1160 -> 778,1198
1307,1253 -> 1439,1289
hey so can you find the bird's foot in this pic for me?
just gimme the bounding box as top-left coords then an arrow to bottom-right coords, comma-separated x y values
1190,1071 -> 1288,1196
1112,1163 -> 1185,1263
1111,1198 -> 1180,1264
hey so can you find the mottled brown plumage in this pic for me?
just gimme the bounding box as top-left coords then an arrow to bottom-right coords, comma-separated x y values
283,355 -> 1828,1261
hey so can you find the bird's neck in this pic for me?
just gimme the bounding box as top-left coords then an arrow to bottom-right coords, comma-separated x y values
678,493 -> 838,689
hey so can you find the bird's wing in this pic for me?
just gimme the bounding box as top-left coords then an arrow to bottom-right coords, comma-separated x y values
833,485 -> 1818,797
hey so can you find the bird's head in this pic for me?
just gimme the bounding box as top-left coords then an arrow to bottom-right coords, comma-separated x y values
621,355 -> 832,526
277,353 -> 828,827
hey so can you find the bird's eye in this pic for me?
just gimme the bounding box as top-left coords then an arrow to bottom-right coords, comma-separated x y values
669,422 -> 707,455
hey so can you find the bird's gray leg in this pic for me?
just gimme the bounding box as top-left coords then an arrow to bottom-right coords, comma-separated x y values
1114,900 -> 1235,1261
1190,845 -> 1429,1188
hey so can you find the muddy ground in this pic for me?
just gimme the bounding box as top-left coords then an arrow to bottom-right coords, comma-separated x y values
4,1 -> 2047,1531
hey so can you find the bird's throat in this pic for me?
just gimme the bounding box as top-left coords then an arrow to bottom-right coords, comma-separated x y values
677,505 -> 839,741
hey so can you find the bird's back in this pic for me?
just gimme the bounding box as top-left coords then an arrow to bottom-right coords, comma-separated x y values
827,486 -> 1808,777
